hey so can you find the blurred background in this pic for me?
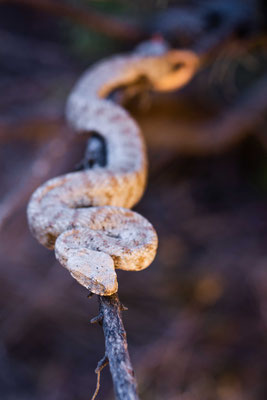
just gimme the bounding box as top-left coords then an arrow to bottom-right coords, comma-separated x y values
0,0 -> 267,399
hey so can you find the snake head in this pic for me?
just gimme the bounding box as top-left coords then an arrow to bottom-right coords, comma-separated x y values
154,49 -> 199,92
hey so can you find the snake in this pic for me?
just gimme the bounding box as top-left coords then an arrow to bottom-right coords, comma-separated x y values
27,46 -> 198,296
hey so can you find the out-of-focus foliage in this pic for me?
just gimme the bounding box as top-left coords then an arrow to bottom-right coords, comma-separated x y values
66,25 -> 120,59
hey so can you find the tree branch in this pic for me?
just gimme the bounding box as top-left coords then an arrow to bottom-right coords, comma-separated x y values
92,293 -> 139,400
80,134 -> 139,399
0,0 -> 143,42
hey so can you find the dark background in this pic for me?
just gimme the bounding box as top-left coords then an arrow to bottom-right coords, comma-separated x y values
0,1 -> 267,399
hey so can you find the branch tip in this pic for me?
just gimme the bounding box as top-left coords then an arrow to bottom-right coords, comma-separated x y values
120,302 -> 128,311
90,312 -> 103,325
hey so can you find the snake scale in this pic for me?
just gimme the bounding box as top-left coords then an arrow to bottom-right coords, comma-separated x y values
27,47 -> 198,295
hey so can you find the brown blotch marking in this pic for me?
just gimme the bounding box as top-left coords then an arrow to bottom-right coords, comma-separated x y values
105,191 -> 114,203
109,114 -> 125,123
123,211 -> 134,218
53,209 -> 65,222
122,127 -> 133,136
95,107 -> 106,116
125,186 -> 134,207
109,175 -> 118,189
72,209 -> 81,228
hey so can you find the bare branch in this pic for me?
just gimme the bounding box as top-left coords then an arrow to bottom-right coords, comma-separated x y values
96,293 -> 140,400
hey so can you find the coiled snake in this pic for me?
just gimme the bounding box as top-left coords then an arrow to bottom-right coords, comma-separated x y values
27,46 -> 198,296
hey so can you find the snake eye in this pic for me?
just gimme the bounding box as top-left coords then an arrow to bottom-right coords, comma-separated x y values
172,62 -> 185,71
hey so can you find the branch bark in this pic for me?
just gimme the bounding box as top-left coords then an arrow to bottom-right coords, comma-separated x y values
92,293 -> 139,400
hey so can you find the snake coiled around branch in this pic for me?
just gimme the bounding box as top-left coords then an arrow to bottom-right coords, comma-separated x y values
27,48 -> 198,295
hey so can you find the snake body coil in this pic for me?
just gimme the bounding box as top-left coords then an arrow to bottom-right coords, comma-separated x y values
27,49 -> 198,295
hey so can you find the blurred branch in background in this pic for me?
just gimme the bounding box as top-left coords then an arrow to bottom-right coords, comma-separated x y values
0,0 -> 265,52
0,0 -> 144,42
0,118 -> 73,232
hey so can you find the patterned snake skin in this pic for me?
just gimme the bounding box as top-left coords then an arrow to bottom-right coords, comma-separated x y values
27,48 -> 198,295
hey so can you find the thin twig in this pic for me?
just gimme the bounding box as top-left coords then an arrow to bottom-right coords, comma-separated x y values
91,354 -> 109,400
91,371 -> 101,400
99,293 -> 139,400
91,293 -> 139,400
